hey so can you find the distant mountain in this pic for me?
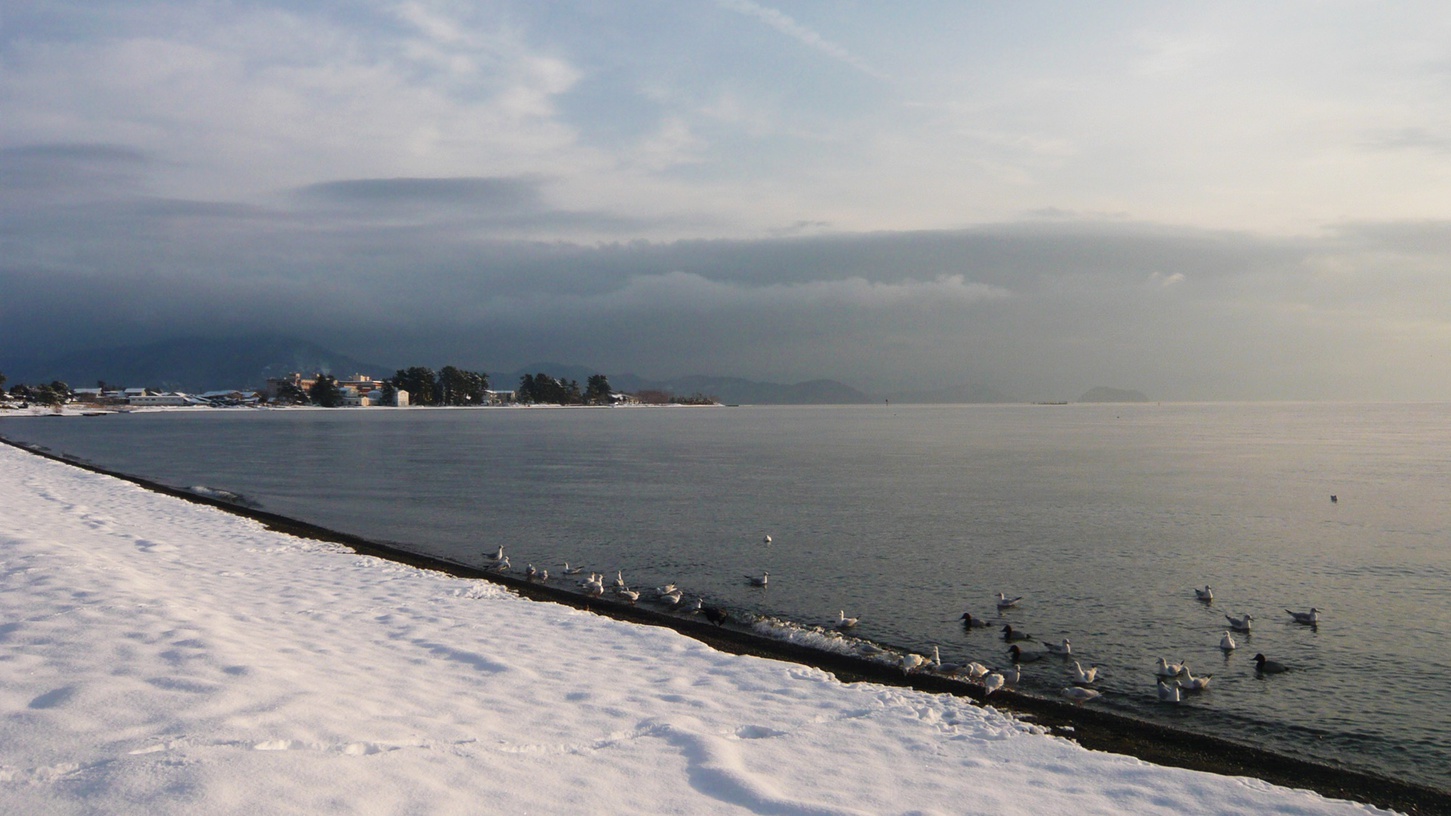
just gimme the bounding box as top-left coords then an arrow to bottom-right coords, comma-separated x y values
882,382 -> 1016,404
1079,386 -> 1150,403
0,336 -> 389,393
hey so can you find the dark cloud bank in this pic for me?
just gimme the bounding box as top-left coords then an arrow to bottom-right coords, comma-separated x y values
4,143 -> 1450,401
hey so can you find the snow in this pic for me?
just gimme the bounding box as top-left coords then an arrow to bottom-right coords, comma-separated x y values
0,442 -> 1396,815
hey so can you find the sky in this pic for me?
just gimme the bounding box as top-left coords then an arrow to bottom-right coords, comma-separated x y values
4,1 -> 1451,400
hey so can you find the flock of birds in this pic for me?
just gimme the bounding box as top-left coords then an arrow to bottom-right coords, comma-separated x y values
479,543 -> 1320,710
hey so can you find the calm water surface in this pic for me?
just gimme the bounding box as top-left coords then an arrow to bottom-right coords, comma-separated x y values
5,402 -> 1450,790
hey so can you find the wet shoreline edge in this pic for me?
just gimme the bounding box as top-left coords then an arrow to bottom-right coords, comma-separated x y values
4,435 -> 1447,815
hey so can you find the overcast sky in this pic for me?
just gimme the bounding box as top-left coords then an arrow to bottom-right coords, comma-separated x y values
5,1 -> 1451,400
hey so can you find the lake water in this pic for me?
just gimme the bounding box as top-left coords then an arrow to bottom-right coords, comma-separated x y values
4,402 -> 1449,791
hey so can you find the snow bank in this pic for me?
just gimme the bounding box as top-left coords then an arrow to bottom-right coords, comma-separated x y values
0,443 -> 1393,815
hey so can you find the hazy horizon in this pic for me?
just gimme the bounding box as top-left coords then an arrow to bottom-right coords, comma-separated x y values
6,3 -> 1451,401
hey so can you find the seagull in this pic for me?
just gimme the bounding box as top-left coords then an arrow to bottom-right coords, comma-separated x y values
1253,653 -> 1290,674
1008,644 -> 1046,663
1194,585 -> 1214,602
1219,631 -> 1237,651
490,556 -> 511,573
485,545 -> 505,562
703,606 -> 730,627
659,589 -> 683,608
1071,661 -> 1098,684
615,588 -> 640,604
959,612 -> 990,628
747,572 -> 769,587
1157,680 -> 1182,704
1225,612 -> 1254,632
930,646 -> 964,675
1154,657 -> 1186,678
652,584 -> 678,597
561,562 -> 583,576
998,665 -> 1020,687
1062,687 -> 1102,705
1286,607 -> 1320,625
963,661 -> 991,681
1176,666 -> 1212,692
682,597 -> 704,614
614,571 -> 626,589
1042,638 -> 1072,656
763,534 -> 772,545
835,610 -> 859,631
525,563 -> 539,581
900,652 -> 928,674
538,568 -> 549,582
981,673 -> 1006,696
996,592 -> 1023,610
1001,624 -> 1033,642
583,578 -> 604,598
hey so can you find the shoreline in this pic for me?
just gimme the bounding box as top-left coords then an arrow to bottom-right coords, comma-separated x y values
3,433 -> 1447,815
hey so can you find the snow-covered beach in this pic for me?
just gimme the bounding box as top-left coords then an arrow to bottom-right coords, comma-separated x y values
0,440 -> 1408,815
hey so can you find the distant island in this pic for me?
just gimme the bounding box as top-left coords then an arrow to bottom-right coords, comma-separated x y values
1078,386 -> 1150,403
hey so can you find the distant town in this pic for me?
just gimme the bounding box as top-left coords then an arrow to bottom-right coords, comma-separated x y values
0,368 -> 721,410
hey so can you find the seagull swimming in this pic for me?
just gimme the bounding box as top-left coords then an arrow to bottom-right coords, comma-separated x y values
1175,666 -> 1212,692
1194,585 -> 1214,602
1071,661 -> 1098,684
1219,631 -> 1237,651
1062,686 -> 1102,705
1157,680 -> 1182,704
1154,657 -> 1186,678
1254,653 -> 1290,674
1225,612 -> 1254,632
959,612 -> 990,628
1042,638 -> 1072,656
1286,607 -> 1320,625
835,610 -> 859,631
763,534 -> 772,545
561,562 -> 583,576
996,592 -> 1023,610
747,572 -> 769,588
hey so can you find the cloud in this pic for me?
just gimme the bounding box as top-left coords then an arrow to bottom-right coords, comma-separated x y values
715,0 -> 884,78
296,176 -> 545,209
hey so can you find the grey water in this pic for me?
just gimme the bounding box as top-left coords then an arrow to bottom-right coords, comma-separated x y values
5,402 -> 1450,792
